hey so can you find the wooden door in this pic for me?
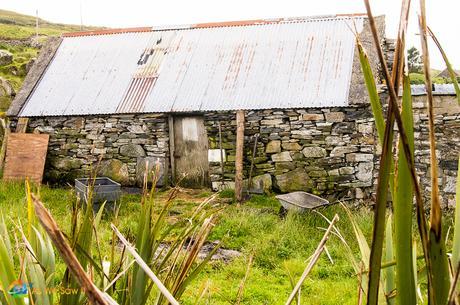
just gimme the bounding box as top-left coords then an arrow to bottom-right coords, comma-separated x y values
172,116 -> 209,188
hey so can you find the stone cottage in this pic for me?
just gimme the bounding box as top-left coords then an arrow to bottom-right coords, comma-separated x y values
7,14 -> 458,203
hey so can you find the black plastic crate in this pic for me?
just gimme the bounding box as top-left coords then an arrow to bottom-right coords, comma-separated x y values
75,177 -> 121,204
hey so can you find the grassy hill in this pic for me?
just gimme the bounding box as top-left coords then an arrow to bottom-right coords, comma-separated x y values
0,9 -> 101,111
0,9 -> 95,40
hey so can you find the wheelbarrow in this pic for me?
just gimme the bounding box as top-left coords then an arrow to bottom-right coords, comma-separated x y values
276,191 -> 330,213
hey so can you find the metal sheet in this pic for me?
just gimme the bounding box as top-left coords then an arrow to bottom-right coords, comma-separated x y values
19,16 -> 363,117
409,84 -> 457,96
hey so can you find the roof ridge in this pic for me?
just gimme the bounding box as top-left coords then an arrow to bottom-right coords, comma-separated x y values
62,13 -> 366,38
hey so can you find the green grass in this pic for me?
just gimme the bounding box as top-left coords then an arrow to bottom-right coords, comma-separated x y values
0,9 -> 99,40
0,181 -> 376,304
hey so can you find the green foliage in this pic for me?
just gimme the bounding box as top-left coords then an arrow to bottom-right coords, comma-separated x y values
407,47 -> 422,73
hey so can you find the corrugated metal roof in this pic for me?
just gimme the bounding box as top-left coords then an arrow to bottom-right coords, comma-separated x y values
410,84 -> 457,96
19,15 -> 364,117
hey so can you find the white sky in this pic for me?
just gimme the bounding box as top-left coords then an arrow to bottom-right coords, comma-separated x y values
2,0 -> 459,69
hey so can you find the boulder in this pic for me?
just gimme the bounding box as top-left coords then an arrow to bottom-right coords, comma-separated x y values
0,77 -> 15,97
98,159 -> 129,185
120,144 -> 145,157
0,50 -> 13,66
244,174 -> 272,194
274,168 -> 313,193
136,157 -> 167,187
302,146 -> 327,158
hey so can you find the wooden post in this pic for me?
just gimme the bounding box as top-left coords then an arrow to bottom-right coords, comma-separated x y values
16,117 -> 29,133
218,121 -> 225,186
0,117 -> 9,171
168,115 -> 176,185
235,110 -> 245,202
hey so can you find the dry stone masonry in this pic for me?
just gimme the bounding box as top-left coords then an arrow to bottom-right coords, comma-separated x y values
25,92 -> 459,206
204,106 -> 378,200
28,114 -> 170,186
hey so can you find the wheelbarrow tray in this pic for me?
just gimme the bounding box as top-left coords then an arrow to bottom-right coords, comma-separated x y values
276,191 -> 329,212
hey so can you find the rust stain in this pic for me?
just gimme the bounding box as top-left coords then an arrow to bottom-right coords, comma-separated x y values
63,27 -> 152,37
193,18 -> 282,29
303,36 -> 314,81
316,35 -> 330,97
117,46 -> 166,112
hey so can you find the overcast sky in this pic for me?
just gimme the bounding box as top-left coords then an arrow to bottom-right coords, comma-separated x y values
2,0 -> 459,69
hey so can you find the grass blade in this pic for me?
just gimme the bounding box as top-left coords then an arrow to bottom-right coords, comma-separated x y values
418,2 -> 451,304
111,224 -> 179,305
362,1 -> 433,303
384,214 -> 395,305
393,74 -> 416,305
31,194 -> 108,305
285,214 -> 339,305
428,27 -> 460,105
357,41 -> 385,143
452,157 -> 460,281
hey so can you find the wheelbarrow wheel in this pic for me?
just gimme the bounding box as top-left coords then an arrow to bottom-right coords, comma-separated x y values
279,206 -> 287,218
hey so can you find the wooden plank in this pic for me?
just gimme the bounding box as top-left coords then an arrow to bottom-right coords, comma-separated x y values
168,115 -> 176,185
3,133 -> 49,184
173,116 -> 209,188
235,110 -> 245,202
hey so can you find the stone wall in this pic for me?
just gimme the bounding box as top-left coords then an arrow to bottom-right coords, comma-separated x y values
25,93 -> 459,206
411,95 -> 460,208
28,114 -> 169,186
204,105 -> 378,200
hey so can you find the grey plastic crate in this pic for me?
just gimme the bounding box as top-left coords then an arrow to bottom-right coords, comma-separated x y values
75,177 -> 121,204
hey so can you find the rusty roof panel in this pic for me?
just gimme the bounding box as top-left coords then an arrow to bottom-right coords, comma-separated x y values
19,16 -> 363,117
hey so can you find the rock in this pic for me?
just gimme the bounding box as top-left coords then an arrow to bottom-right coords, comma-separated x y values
358,123 -> 373,134
120,144 -> 145,157
271,151 -> 292,162
127,125 -> 145,133
325,136 -> 344,146
0,77 -> 15,97
444,176 -> 457,194
0,50 -> 13,66
330,146 -> 358,157
339,167 -> 354,175
325,112 -> 345,122
244,173 -> 272,194
50,158 -> 82,170
266,140 -> 281,153
332,122 -> 354,134
302,146 -> 327,158
98,159 -> 130,184
282,142 -> 302,151
356,162 -> 374,182
301,113 -> 324,121
261,119 -> 283,125
346,153 -> 373,162
355,188 -> 365,199
25,58 -> 36,73
274,168 -> 313,192
136,157 -> 167,186
328,169 -> 339,176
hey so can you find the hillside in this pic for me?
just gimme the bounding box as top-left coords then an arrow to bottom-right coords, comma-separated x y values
0,9 -> 100,112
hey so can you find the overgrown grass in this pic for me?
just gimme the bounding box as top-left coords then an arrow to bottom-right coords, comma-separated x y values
3,181 -> 453,304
